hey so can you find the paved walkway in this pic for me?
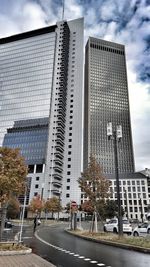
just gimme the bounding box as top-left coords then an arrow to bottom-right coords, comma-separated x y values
0,253 -> 56,267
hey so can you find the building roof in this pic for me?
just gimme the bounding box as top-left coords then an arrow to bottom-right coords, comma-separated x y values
0,25 -> 57,45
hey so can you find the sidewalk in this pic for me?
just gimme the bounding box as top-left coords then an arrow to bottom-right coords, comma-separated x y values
0,253 -> 56,267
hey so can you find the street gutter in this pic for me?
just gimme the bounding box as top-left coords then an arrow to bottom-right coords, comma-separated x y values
66,230 -> 150,254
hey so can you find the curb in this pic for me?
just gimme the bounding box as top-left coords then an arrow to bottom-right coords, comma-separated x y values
0,247 -> 32,256
66,230 -> 150,254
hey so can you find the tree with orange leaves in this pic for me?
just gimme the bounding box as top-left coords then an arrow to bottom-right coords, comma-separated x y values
78,155 -> 110,232
0,147 -> 28,240
28,194 -> 44,215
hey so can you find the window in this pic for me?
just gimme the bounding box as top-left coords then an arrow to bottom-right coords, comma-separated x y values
68,145 -> 72,148
66,186 -> 70,190
68,158 -> 71,161
34,192 -> 38,196
28,165 -> 34,173
68,165 -> 71,168
67,178 -> 70,182
35,184 -> 39,188
68,151 -> 71,155
36,177 -> 40,181
67,171 -> 71,175
66,194 -> 70,198
36,164 -> 43,173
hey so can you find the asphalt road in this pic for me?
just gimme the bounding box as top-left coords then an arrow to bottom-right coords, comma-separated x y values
24,223 -> 150,267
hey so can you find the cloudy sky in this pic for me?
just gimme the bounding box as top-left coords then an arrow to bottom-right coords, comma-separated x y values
0,0 -> 149,171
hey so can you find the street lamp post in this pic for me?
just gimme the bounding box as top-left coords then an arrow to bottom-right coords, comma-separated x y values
124,188 -> 129,219
19,185 -> 27,243
58,190 -> 62,220
139,196 -> 144,223
40,183 -> 44,219
107,123 -> 123,236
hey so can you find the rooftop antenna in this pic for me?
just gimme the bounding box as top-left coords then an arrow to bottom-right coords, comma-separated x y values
62,0 -> 65,21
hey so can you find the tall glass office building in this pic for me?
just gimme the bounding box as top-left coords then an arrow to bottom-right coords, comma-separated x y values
0,18 -> 84,206
84,37 -> 135,177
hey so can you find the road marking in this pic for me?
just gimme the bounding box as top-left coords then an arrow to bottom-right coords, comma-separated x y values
22,237 -> 33,239
35,231 -> 107,267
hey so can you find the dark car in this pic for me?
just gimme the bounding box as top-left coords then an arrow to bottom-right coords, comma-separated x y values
130,219 -> 139,224
4,220 -> 13,229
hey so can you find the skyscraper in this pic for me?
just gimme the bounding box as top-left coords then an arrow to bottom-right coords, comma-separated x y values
84,37 -> 135,178
0,18 -> 84,206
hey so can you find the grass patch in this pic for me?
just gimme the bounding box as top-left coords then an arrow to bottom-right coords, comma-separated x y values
72,230 -> 150,249
0,243 -> 27,251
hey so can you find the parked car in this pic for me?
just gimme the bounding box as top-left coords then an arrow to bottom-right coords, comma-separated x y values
104,218 -> 132,235
133,222 -> 150,237
129,219 -> 139,224
0,220 -> 13,231
4,220 -> 13,229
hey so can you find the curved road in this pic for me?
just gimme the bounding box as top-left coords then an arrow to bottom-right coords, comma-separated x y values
28,223 -> 150,267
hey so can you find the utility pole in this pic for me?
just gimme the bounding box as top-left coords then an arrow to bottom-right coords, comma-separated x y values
107,123 -> 123,236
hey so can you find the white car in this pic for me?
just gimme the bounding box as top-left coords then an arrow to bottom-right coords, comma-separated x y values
133,222 -> 150,237
104,218 -> 132,235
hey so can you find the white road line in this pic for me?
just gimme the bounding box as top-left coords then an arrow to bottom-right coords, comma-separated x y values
35,231 -> 107,267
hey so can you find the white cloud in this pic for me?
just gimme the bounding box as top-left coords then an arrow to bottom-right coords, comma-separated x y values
64,0 -> 83,20
100,0 -> 117,20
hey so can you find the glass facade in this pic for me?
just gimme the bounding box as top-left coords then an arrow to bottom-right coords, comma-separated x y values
84,37 -> 135,176
0,31 -> 56,146
3,118 -> 49,164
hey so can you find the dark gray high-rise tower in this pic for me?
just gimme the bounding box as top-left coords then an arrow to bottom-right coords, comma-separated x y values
84,37 -> 135,178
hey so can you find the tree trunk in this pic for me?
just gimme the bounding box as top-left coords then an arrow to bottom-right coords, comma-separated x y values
70,212 -> 73,230
94,211 -> 98,233
74,212 -> 77,230
90,213 -> 95,233
0,203 -> 7,241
